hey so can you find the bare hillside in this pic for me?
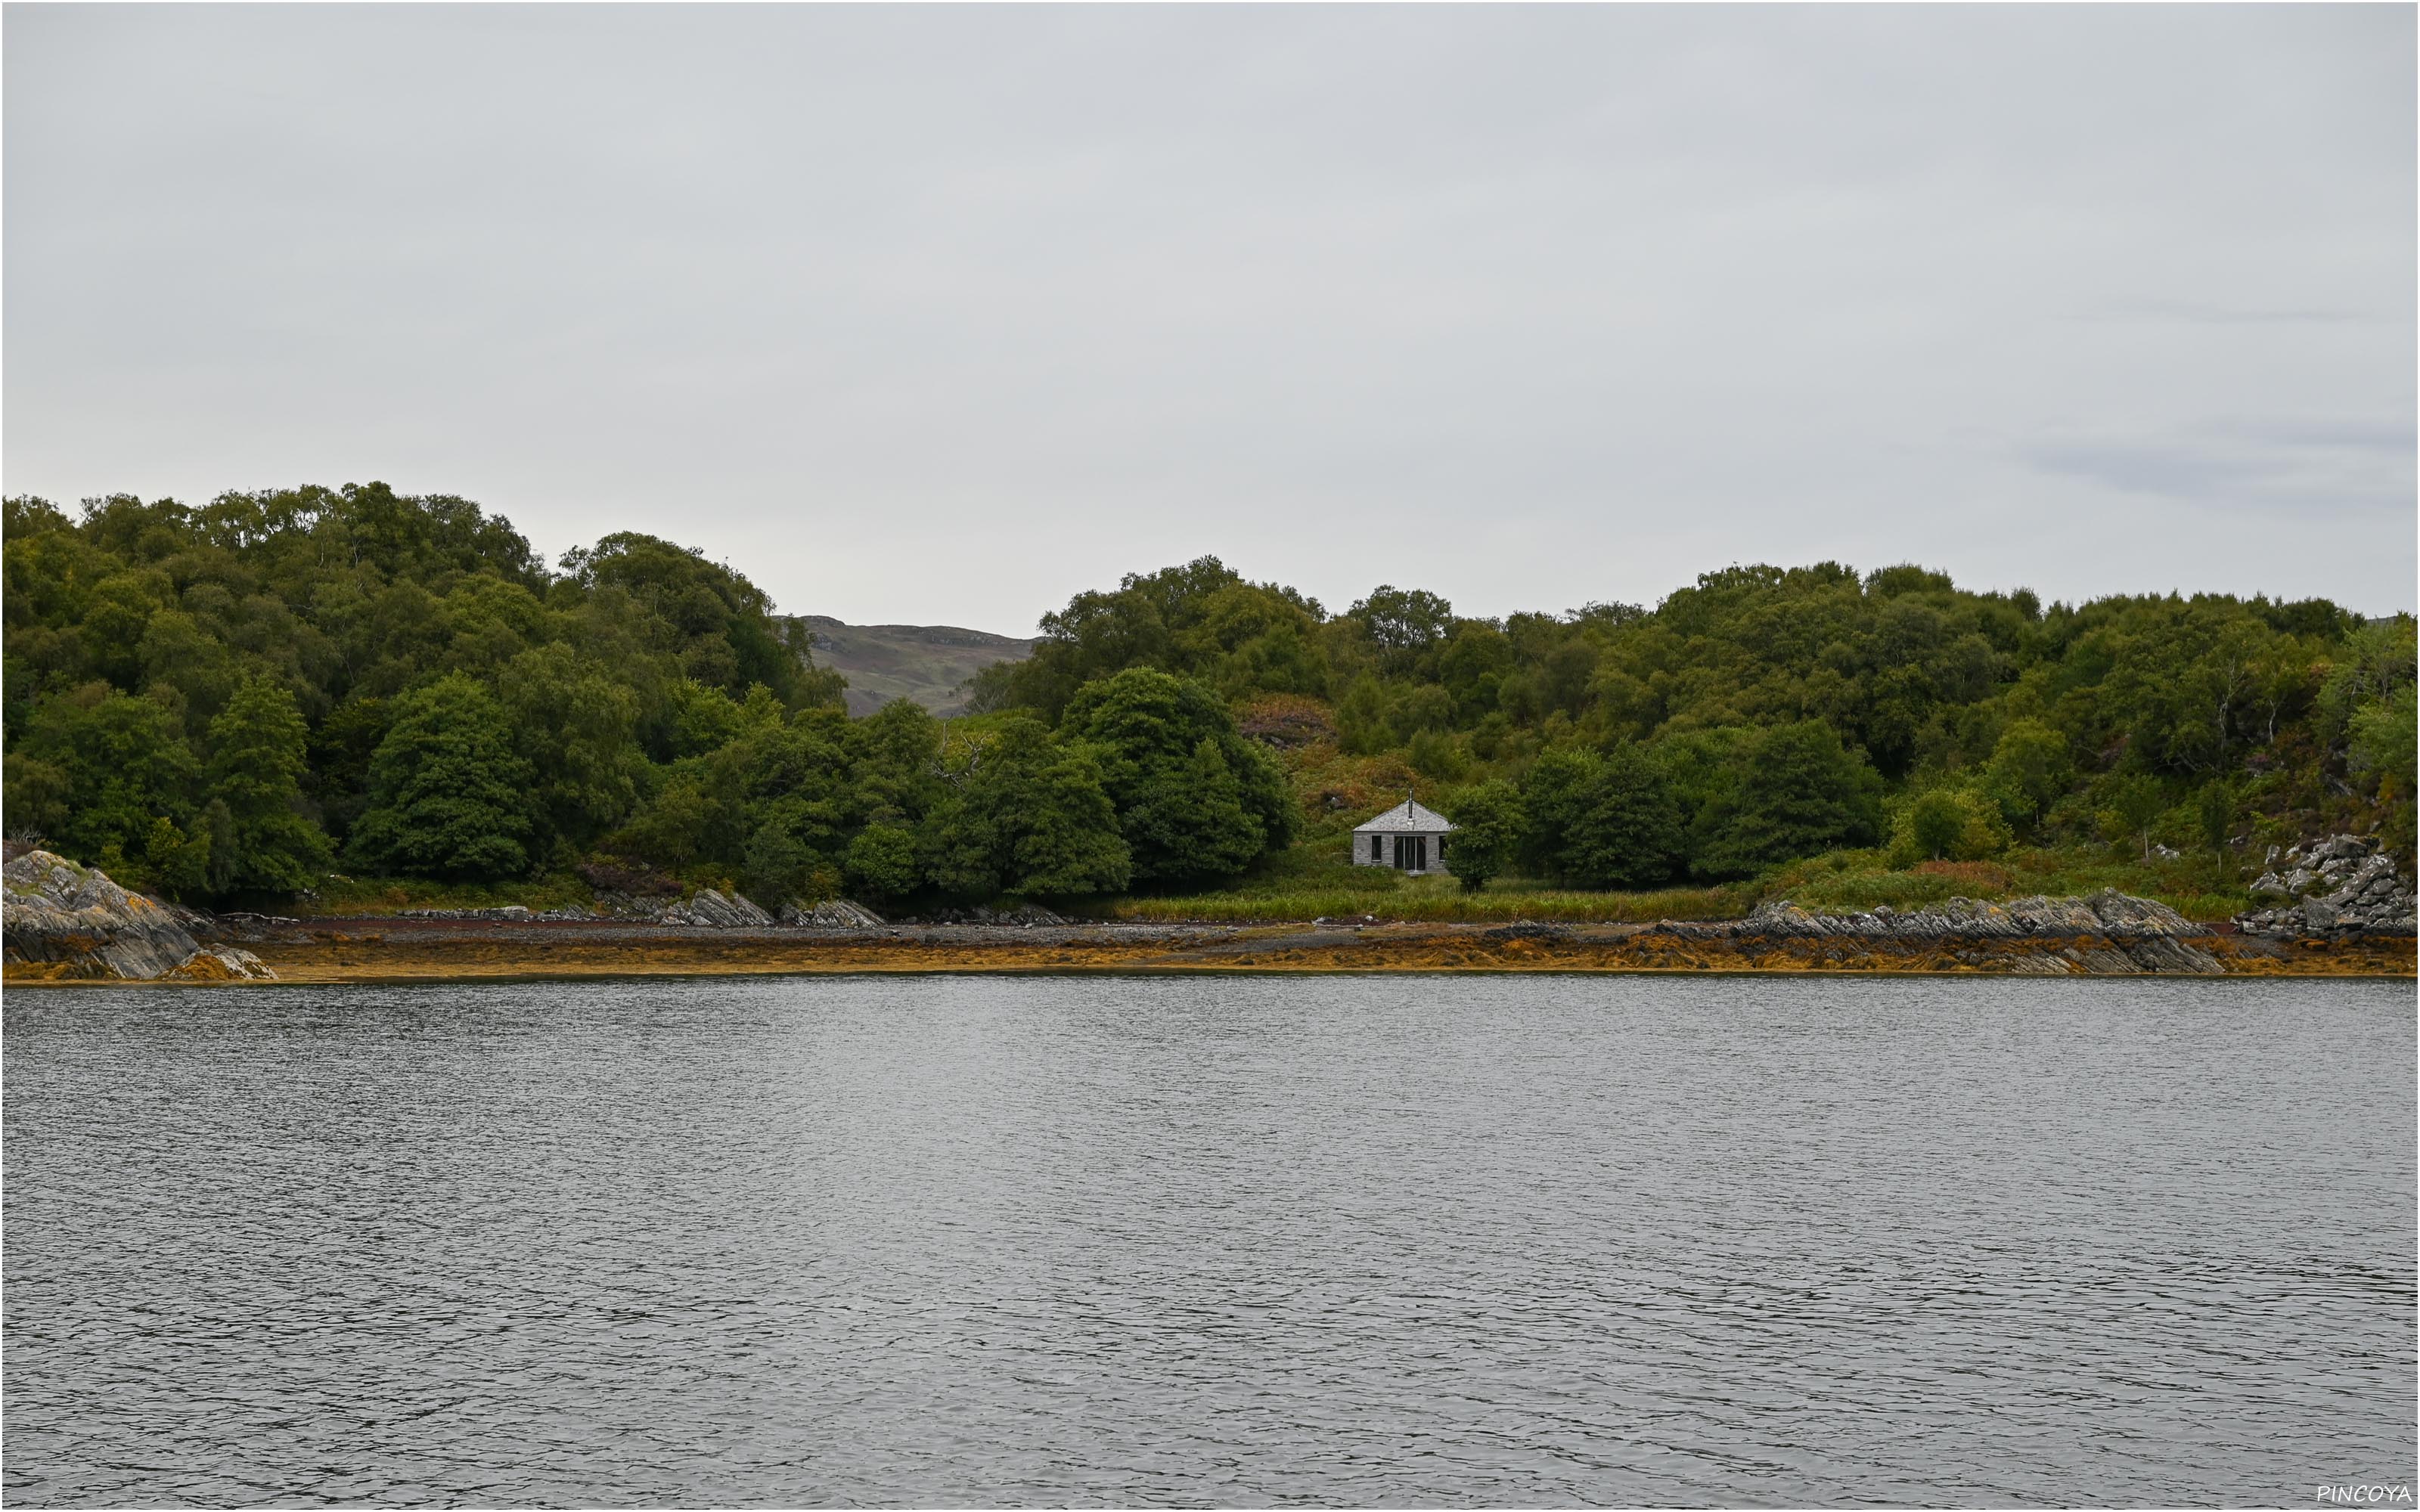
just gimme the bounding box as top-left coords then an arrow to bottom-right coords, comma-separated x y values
791,615 -> 1037,717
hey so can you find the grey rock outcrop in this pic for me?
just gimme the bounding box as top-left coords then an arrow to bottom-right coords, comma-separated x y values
1742,888 -> 2201,942
780,899 -> 887,929
1733,889 -> 2221,974
2,850 -> 275,981
586,891 -> 671,921
1481,921 -> 1571,943
2236,835 -> 2416,938
660,889 -> 775,928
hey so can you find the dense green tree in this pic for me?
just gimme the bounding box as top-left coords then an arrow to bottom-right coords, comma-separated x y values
1333,675 -> 1395,756
1572,744 -> 1687,888
2,751 -> 73,844
2349,683 -> 2417,801
202,674 -> 331,896
197,798 -> 240,894
1889,787 -> 2008,865
619,772 -> 715,869
1061,668 -> 1292,885
2099,775 -> 2168,863
917,792 -> 1003,898
1981,719 -> 2073,834
1519,745 -> 1685,888
718,705 -> 859,869
1690,721 -> 1883,879
2317,620 -> 2416,745
1123,736 -> 1264,886
659,678 -> 750,761
1405,728 -> 1467,781
1348,585 -> 1454,677
7,479 -> 2411,908
2349,678 -> 2418,854
495,645 -> 647,860
347,674 -> 535,879
976,723 -> 1132,897
844,823 -> 924,903
849,699 -> 947,820
979,556 -> 1324,720
11,684 -> 197,866
560,532 -> 835,708
306,697 -> 392,845
145,813 -> 212,900
1443,779 -> 1524,892
1902,789 -> 1969,863
5,482 -> 857,890
739,820 -> 814,909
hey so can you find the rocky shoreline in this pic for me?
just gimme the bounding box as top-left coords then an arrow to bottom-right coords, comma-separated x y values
9,850 -> 2412,985
1694,890 -> 2231,975
165,909 -> 2410,983
2,851 -> 275,982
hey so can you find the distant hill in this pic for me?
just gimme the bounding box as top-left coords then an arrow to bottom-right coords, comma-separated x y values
790,615 -> 1038,717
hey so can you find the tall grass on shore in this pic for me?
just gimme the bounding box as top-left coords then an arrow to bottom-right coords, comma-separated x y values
1765,847 -> 2250,921
1091,881 -> 1750,925
1081,844 -> 2254,925
290,842 -> 2254,925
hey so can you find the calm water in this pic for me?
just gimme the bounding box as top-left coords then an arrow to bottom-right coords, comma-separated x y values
5,974 -> 2413,1507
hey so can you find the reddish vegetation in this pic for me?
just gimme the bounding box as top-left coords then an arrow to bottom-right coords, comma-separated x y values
181,920 -> 2420,985
1236,695 -> 1337,751
1913,860 -> 2015,890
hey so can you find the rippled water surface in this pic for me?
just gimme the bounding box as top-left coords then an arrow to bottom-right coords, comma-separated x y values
6,975 -> 2413,1506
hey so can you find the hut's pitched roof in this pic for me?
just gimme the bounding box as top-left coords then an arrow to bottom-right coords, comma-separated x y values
1353,798 -> 1459,834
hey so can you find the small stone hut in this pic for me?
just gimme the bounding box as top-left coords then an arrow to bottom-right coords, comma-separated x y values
1352,795 -> 1460,876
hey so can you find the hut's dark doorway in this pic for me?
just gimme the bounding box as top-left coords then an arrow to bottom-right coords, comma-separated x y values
1393,835 -> 1427,872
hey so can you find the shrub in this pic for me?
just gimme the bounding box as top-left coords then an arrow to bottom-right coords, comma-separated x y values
1888,787 -> 2009,866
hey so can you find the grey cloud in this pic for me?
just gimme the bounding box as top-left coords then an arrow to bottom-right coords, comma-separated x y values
5,4 -> 2412,627
2098,299 -> 2376,326
2024,417 -> 2415,512
2234,420 -> 2418,453
2025,442 -> 2249,501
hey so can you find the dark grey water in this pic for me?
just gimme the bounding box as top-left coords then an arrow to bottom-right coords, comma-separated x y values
4,975 -> 2412,1507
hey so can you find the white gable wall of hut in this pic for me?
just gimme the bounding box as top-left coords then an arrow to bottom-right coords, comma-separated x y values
1351,798 -> 1458,876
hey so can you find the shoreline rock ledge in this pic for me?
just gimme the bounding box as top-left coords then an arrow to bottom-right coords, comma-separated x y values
1739,889 -> 2201,941
2,850 -> 275,981
1717,889 -> 2225,974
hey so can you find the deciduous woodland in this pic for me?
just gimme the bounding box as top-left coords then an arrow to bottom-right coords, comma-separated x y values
5,485 -> 2412,920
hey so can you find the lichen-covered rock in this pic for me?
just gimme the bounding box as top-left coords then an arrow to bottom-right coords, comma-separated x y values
163,948 -> 278,982
1733,890 -> 2220,973
1481,922 -> 1571,943
1742,889 -> 2198,942
2119,936 -> 2226,975
780,899 -> 887,929
660,889 -> 775,928
2234,835 -> 2415,938
2,850 -> 275,981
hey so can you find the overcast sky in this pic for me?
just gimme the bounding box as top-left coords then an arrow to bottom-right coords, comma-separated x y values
6,4 -> 2412,632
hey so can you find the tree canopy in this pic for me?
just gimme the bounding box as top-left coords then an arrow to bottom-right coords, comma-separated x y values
6,487 -> 2411,908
